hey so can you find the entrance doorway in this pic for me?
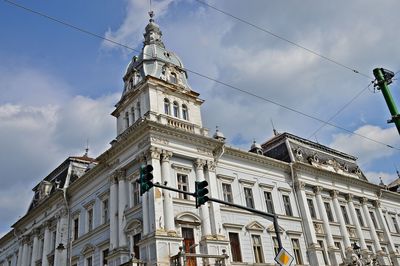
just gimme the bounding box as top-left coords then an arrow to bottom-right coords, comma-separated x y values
182,227 -> 196,266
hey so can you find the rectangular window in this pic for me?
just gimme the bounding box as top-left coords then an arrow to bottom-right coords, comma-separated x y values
87,208 -> 93,232
370,211 -> 378,229
355,208 -> 364,227
86,256 -> 93,266
307,198 -> 316,218
251,235 -> 264,263
102,249 -> 109,266
283,195 -> 293,216
133,233 -> 141,259
244,188 -> 254,208
272,237 -> 279,256
133,182 -> 140,206
264,191 -> 275,214
367,245 -> 373,252
341,206 -> 350,224
334,241 -> 344,258
222,183 -> 233,203
51,231 -> 57,251
384,215 -> 390,229
102,198 -> 109,224
318,240 -> 329,265
177,174 -> 189,199
292,238 -> 303,265
73,217 -> 79,240
392,217 -> 400,233
324,202 -> 334,222
228,232 -> 242,262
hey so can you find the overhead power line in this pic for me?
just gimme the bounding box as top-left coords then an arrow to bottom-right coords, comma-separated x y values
3,0 -> 399,151
194,0 -> 372,80
308,80 -> 375,139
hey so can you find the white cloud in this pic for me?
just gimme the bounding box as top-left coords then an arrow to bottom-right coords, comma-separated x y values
364,171 -> 398,186
330,125 -> 400,166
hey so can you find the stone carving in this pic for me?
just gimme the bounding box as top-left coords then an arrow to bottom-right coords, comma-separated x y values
161,150 -> 173,162
346,193 -> 354,202
295,181 -> 305,191
150,136 -> 169,145
360,197 -> 369,205
206,160 -> 216,172
330,190 -> 339,198
197,147 -> 213,156
373,200 -> 381,208
313,186 -> 323,194
148,147 -> 162,160
194,159 -> 206,170
348,227 -> 356,237
314,222 -> 324,234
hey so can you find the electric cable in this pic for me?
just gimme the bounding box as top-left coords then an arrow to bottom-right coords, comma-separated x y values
3,0 -> 400,151
194,0 -> 372,79
308,80 -> 375,139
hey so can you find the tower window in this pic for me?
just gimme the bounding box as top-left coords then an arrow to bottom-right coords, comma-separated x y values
164,98 -> 170,115
129,77 -> 134,89
136,102 -> 141,118
131,107 -> 135,122
173,101 -> 179,118
182,104 -> 188,120
125,112 -> 130,127
170,72 -> 177,84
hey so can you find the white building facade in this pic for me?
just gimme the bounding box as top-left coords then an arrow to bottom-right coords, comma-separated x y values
1,14 -> 400,266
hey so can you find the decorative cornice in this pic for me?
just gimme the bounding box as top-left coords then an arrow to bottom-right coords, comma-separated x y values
238,178 -> 256,186
171,163 -> 191,173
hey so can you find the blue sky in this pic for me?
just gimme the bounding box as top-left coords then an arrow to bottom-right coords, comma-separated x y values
1,0 -> 400,236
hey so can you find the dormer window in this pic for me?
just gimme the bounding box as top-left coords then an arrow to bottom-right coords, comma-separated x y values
173,101 -> 179,118
164,98 -> 170,115
170,72 -> 177,84
182,104 -> 188,120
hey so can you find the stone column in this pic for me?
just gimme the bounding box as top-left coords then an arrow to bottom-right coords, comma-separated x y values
109,173 -> 119,250
41,221 -> 52,266
16,242 -> 23,266
194,159 -> 211,237
330,190 -> 352,258
314,186 -> 337,265
147,147 -> 164,233
30,229 -> 39,266
21,236 -> 29,266
161,150 -> 175,233
374,200 -> 400,266
117,169 -> 129,248
295,182 -> 319,265
361,198 -> 382,254
205,161 -> 223,237
346,194 -> 367,251
54,209 -> 68,266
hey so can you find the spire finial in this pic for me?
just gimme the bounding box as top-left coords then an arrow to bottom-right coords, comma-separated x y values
149,10 -> 154,23
84,139 -> 89,157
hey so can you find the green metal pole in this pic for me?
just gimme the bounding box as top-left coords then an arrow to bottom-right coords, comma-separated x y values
373,68 -> 400,135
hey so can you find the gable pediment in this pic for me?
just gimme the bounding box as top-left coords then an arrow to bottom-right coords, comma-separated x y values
245,221 -> 265,232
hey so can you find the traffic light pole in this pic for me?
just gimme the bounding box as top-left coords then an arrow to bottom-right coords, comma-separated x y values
373,68 -> 400,135
152,182 -> 283,251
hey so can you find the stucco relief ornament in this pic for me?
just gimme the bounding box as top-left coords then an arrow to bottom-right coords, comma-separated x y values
161,150 -> 173,162
206,160 -> 216,172
194,158 -> 206,170
327,159 -> 341,172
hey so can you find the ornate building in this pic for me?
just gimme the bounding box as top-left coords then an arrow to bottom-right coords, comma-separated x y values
1,13 -> 400,266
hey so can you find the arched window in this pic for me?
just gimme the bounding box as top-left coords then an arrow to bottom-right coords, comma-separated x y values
164,98 -> 170,115
182,104 -> 189,120
170,72 -> 177,84
136,102 -> 141,118
173,101 -> 179,118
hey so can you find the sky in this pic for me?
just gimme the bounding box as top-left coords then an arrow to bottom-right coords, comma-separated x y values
1,0 -> 400,236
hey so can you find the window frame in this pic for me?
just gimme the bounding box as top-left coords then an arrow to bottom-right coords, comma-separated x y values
228,232 -> 242,262
164,98 -> 170,115
251,234 -> 264,263
324,202 -> 334,222
173,101 -> 179,118
307,198 -> 316,219
177,173 -> 189,200
264,191 -> 275,214
86,207 -> 94,233
291,238 -> 303,265
355,208 -> 365,227
222,183 -> 233,203
182,104 -> 189,120
101,198 -> 109,224
282,194 -> 293,216
341,205 -> 350,225
73,216 -> 79,241
244,187 -> 255,209
392,216 -> 400,233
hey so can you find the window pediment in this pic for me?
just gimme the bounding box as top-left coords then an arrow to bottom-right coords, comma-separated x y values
266,224 -> 285,234
245,221 -> 265,232
81,243 -> 95,256
171,163 -> 192,173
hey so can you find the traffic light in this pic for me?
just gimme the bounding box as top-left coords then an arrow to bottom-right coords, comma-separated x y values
138,165 -> 154,195
195,180 -> 209,208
